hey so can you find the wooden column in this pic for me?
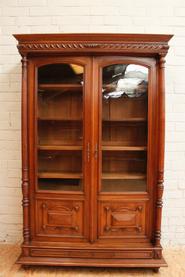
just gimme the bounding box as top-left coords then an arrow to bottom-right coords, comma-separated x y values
155,55 -> 166,251
21,56 -> 30,255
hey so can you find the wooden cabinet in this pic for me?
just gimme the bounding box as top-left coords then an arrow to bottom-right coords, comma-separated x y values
14,33 -> 172,270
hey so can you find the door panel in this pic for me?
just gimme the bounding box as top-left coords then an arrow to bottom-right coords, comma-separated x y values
36,199 -> 84,238
99,201 -> 147,238
93,56 -> 157,242
28,57 -> 92,242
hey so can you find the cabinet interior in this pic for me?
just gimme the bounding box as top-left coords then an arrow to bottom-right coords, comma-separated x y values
37,62 -> 148,193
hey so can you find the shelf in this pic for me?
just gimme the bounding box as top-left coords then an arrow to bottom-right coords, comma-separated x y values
102,173 -> 146,180
38,172 -> 145,180
38,118 -> 82,122
38,145 -> 82,151
38,83 -> 82,91
38,145 -> 146,151
102,118 -> 147,123
38,171 -> 82,179
38,171 -> 145,180
102,146 -> 147,151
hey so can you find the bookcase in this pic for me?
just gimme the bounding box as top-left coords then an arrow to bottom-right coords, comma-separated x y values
14,33 -> 172,271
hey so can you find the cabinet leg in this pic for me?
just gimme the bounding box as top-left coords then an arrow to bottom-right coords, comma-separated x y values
153,267 -> 160,273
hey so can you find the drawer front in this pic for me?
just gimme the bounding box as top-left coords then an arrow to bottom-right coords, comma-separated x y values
31,248 -> 153,259
99,201 -> 147,238
36,199 -> 84,237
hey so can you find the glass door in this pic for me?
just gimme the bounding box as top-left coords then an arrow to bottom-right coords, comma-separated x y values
37,62 -> 85,192
29,58 -> 92,241
101,63 -> 148,193
93,57 -> 154,242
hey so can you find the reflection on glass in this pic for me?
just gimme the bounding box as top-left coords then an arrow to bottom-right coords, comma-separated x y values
38,63 -> 83,84
37,63 -> 84,191
103,64 -> 148,99
101,64 -> 148,192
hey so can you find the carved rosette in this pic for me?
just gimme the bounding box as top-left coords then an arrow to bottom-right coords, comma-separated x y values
21,56 -> 30,252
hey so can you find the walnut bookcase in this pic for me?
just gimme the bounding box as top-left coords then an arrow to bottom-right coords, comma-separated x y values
14,33 -> 172,271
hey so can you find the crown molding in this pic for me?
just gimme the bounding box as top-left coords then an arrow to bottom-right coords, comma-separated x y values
13,33 -> 173,56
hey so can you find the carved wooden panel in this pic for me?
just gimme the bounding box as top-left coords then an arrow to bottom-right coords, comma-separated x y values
99,201 -> 146,237
36,199 -> 83,237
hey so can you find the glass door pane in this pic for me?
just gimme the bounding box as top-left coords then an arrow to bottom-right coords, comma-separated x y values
101,64 -> 148,192
37,63 -> 84,191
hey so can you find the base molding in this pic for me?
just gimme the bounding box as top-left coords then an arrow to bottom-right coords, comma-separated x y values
17,255 -> 167,268
17,243 -> 167,269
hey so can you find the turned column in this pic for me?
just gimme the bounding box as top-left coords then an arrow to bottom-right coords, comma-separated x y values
21,56 -> 30,255
154,55 -> 166,251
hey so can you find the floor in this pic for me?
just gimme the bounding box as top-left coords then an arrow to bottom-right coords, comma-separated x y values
0,244 -> 185,277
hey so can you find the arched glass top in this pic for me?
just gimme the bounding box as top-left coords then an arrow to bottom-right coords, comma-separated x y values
38,63 -> 83,84
103,64 -> 148,99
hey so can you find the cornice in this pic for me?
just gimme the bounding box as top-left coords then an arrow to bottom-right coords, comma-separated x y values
13,33 -> 173,56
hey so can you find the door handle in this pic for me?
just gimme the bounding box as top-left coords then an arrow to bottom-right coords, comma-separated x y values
87,143 -> 98,161
87,142 -> 90,162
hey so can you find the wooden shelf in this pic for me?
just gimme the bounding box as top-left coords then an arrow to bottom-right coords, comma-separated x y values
38,171 -> 82,179
102,173 -> 146,180
38,83 -> 82,91
38,172 -> 145,180
38,145 -> 82,151
102,118 -> 147,123
102,146 -> 147,151
38,145 -> 146,151
38,118 -> 82,122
